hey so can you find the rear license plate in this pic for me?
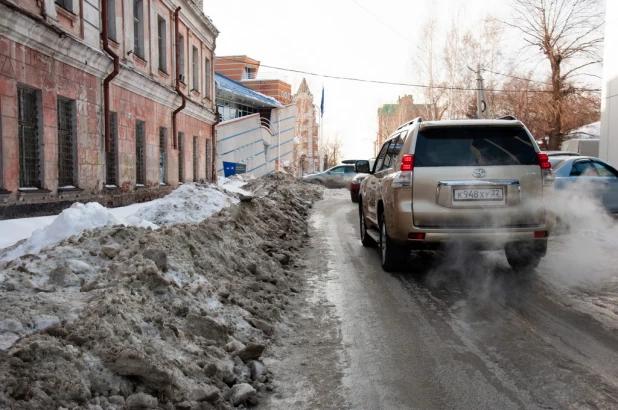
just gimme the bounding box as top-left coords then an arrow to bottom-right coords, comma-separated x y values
453,188 -> 504,201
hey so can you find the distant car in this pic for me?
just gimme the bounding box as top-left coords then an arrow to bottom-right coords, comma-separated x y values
350,159 -> 375,203
544,151 -> 580,157
550,155 -> 618,215
301,164 -> 356,188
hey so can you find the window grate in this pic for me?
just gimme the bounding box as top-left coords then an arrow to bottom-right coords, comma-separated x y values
193,136 -> 198,181
159,127 -> 166,184
136,120 -> 145,185
178,132 -> 184,182
205,139 -> 211,181
18,87 -> 40,188
106,112 -> 118,186
57,98 -> 75,187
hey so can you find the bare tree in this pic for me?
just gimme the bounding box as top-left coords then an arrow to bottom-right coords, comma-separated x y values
323,134 -> 343,168
502,0 -> 604,149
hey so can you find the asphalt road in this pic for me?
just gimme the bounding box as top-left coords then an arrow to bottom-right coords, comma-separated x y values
297,191 -> 618,409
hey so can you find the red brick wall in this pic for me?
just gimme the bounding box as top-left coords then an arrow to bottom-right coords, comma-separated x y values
0,36 -> 102,194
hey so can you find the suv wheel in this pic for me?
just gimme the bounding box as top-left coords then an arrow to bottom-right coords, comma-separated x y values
379,213 -> 407,272
359,203 -> 375,247
505,243 -> 541,272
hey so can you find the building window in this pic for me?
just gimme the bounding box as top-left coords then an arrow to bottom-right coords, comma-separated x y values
192,46 -> 199,92
135,120 -> 146,185
55,0 -> 73,12
17,87 -> 41,188
193,136 -> 198,181
159,127 -> 167,185
57,97 -> 76,188
205,139 -> 211,181
178,132 -> 184,182
178,34 -> 185,83
215,98 -> 258,122
107,0 -> 117,41
204,57 -> 211,99
106,112 -> 118,186
133,0 -> 144,59
157,16 -> 167,73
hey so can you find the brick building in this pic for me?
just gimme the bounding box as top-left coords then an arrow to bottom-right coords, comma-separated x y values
293,78 -> 319,174
214,55 -> 293,106
0,0 -> 218,218
377,95 -> 431,150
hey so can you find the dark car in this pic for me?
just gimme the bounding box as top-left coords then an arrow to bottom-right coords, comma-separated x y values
301,164 -> 356,188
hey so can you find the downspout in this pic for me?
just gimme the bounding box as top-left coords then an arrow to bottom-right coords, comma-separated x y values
101,0 -> 119,153
210,39 -> 218,183
172,6 -> 186,150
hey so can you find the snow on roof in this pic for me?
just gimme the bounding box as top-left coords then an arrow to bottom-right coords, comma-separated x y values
567,121 -> 600,139
215,73 -> 282,108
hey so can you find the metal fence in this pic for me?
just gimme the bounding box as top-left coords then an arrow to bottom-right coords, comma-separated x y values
57,98 -> 75,187
106,112 -> 118,186
136,120 -> 145,185
18,87 -> 40,188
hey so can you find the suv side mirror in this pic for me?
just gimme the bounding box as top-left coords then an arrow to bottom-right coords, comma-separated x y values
355,160 -> 370,174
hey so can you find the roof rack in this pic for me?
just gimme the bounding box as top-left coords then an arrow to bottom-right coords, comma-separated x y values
497,115 -> 517,121
396,117 -> 423,131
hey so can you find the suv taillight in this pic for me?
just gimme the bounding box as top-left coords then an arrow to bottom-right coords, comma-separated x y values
537,153 -> 554,185
401,154 -> 414,171
537,153 -> 551,169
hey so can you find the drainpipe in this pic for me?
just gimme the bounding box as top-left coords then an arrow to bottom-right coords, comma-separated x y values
211,105 -> 219,184
101,0 -> 119,153
172,6 -> 186,150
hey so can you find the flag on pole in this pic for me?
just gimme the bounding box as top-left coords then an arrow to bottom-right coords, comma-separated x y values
320,87 -> 324,118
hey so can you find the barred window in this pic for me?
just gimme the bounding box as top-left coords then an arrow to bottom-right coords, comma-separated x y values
136,120 -> 146,185
159,127 -> 167,184
18,87 -> 41,188
193,136 -> 198,181
178,132 -> 184,182
106,112 -> 118,186
192,46 -> 199,92
57,97 -> 76,188
205,138 -> 211,181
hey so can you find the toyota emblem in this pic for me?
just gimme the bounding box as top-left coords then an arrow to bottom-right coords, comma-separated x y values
472,168 -> 486,178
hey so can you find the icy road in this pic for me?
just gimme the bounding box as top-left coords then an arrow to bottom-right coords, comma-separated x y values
263,190 -> 618,409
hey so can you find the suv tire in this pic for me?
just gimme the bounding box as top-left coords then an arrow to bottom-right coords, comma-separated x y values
379,213 -> 408,272
505,243 -> 541,272
359,203 -> 375,247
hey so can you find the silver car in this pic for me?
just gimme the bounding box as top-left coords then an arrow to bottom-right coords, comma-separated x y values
549,155 -> 618,214
301,165 -> 356,188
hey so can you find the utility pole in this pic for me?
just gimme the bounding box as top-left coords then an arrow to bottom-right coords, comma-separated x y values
469,64 -> 490,119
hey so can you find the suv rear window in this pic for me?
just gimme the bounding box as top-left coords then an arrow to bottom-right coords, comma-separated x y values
414,126 -> 538,167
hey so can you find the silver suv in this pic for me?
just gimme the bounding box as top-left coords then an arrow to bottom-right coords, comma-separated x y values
356,117 -> 555,272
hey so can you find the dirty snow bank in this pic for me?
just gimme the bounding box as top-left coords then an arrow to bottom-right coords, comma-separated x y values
0,173 -> 321,409
1,183 -> 243,262
218,174 -> 255,196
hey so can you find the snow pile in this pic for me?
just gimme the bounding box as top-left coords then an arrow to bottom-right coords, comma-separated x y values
1,203 -> 156,262
133,183 -> 240,226
218,174 -> 255,196
0,173 -> 322,409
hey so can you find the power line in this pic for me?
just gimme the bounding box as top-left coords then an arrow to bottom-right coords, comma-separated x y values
349,0 -> 417,48
216,57 -> 602,93
483,69 -> 550,85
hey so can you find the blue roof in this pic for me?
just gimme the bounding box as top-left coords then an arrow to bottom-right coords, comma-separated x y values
215,73 -> 282,108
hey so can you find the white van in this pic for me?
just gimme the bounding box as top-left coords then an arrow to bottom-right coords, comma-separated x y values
561,138 -> 599,157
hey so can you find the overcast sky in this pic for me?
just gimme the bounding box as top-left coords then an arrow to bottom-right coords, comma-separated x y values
203,0 -> 597,160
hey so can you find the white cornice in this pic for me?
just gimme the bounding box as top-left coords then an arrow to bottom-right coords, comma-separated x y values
159,0 -> 218,49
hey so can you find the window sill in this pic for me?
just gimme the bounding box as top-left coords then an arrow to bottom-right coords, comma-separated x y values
158,69 -> 170,78
0,189 -> 11,200
108,38 -> 120,48
58,187 -> 84,193
105,185 -> 120,191
134,55 -> 147,67
55,5 -> 78,25
135,184 -> 148,190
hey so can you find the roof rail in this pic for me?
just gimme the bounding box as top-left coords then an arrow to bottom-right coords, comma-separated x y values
497,115 -> 517,121
396,117 -> 423,131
